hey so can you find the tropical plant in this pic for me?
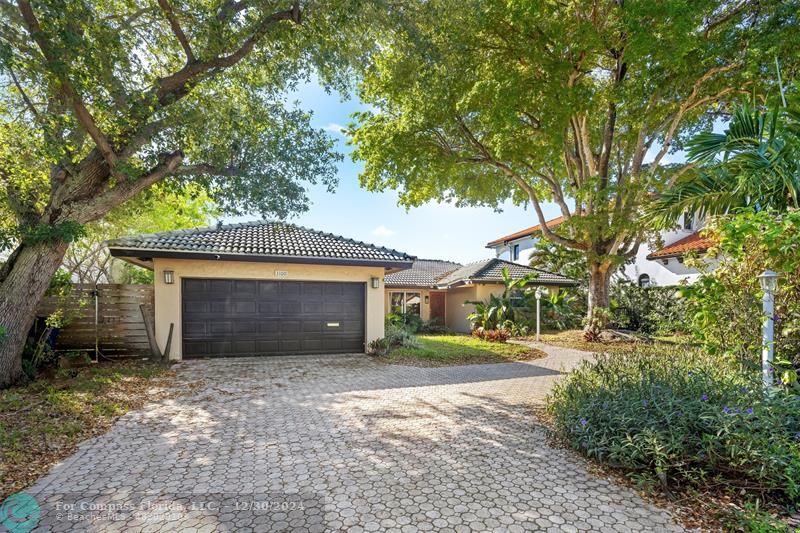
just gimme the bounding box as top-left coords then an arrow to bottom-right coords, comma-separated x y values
351,0 -> 799,329
652,102 -> 800,226
466,267 -> 538,330
541,289 -> 586,331
610,281 -> 690,335
471,328 -> 510,343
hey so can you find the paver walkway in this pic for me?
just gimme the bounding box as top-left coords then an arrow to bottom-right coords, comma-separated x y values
26,344 -> 685,532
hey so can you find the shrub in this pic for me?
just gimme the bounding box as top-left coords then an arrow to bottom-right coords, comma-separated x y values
684,210 -> 800,363
386,311 -> 424,333
547,346 -> 800,504
386,324 -> 420,348
471,328 -> 510,343
610,281 -> 690,335
367,338 -> 391,356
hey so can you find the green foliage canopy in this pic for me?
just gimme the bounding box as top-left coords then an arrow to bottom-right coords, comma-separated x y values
350,0 -> 800,308
0,0 -> 380,248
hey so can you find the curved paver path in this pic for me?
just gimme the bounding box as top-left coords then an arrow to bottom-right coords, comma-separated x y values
27,344 -> 685,532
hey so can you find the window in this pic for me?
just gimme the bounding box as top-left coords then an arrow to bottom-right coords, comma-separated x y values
683,212 -> 693,231
638,274 -> 651,288
512,244 -> 520,261
390,292 -> 405,314
405,293 -> 421,316
389,292 -> 422,316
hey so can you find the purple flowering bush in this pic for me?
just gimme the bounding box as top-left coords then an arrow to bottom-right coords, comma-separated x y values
547,346 -> 800,504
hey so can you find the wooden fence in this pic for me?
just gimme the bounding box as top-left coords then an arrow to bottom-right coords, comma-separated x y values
37,284 -> 154,356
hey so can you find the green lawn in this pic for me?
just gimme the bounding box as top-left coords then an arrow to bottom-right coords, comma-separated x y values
0,359 -> 177,499
383,334 -> 545,367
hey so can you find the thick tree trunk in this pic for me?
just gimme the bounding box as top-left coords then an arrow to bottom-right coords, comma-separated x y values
0,241 -> 69,387
587,261 -> 612,315
584,261 -> 613,340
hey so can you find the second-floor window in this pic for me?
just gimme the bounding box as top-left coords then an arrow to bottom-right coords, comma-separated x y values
512,244 -> 520,261
683,212 -> 693,231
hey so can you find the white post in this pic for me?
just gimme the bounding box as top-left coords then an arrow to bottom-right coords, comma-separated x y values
535,287 -> 544,342
758,270 -> 778,389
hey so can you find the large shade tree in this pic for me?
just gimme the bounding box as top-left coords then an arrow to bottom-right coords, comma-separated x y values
0,0 -> 374,386
350,0 -> 799,330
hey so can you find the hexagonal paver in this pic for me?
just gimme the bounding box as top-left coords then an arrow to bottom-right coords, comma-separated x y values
25,344 -> 685,531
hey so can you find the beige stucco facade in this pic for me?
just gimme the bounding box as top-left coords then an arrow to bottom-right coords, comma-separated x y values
384,284 -> 507,333
389,283 -> 561,334
150,257 -> 386,360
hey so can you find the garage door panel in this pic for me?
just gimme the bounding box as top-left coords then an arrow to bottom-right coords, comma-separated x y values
258,301 -> 279,314
210,322 -> 233,334
232,340 -> 257,353
183,279 -> 365,357
183,279 -> 207,295
233,301 -> 256,314
258,282 -> 278,296
281,320 -> 301,333
280,301 -> 302,315
281,339 -> 301,352
303,321 -> 322,333
258,321 -> 279,333
280,282 -> 301,296
183,322 -> 206,335
232,280 -> 257,295
235,321 -> 259,334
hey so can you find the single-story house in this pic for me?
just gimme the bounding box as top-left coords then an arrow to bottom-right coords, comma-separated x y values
384,258 -> 577,333
108,221 -> 575,360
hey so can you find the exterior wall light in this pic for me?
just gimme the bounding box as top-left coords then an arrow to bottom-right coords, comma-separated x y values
424,295 -> 429,304
371,277 -> 380,289
164,270 -> 175,285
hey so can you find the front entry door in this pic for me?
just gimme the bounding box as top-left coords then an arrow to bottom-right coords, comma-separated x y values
429,292 -> 446,324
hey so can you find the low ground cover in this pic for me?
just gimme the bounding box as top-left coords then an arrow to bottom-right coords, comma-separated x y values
0,359 -> 176,499
534,329 -> 692,353
379,334 -> 545,367
547,346 -> 800,530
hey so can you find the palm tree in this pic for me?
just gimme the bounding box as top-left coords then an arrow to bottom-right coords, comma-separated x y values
651,103 -> 800,227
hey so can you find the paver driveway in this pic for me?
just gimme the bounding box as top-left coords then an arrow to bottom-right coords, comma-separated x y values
27,345 -> 685,532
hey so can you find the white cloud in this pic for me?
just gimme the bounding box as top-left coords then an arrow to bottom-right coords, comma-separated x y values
371,225 -> 396,238
323,122 -> 346,136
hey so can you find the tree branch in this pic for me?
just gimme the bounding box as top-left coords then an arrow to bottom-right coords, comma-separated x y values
173,163 -> 244,177
650,63 -> 740,169
63,151 -> 184,223
157,0 -> 195,63
151,2 -> 300,108
18,0 -> 119,171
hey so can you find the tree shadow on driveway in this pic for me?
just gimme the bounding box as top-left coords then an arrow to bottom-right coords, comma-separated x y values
26,355 -> 684,532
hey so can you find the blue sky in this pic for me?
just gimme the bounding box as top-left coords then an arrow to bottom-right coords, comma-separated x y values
230,79 -> 690,264
250,80 -> 564,265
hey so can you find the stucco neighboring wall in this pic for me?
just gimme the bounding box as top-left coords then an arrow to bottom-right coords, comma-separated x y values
444,286 -> 476,333
151,258 -> 386,360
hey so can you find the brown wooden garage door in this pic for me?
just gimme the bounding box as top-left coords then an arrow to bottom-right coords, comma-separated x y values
181,278 -> 366,357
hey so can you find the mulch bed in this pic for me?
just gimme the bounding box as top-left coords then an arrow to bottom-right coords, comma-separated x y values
0,359 -> 186,499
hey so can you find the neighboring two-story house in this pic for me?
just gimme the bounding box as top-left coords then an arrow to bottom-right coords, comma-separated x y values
486,212 -> 714,287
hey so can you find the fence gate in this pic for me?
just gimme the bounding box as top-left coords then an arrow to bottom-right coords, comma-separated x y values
37,284 -> 155,357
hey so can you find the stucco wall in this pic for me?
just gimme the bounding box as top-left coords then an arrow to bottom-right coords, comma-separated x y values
151,258 -> 386,360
